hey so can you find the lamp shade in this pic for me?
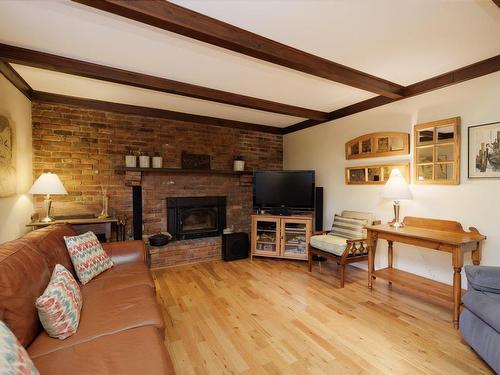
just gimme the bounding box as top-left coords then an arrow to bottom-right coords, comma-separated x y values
381,169 -> 412,200
29,172 -> 68,195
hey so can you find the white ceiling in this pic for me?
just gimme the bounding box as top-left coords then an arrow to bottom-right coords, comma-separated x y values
13,64 -> 302,127
1,0 -> 499,128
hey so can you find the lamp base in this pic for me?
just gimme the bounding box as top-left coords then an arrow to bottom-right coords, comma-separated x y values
39,195 -> 54,223
389,200 -> 404,228
390,221 -> 405,228
39,216 -> 55,223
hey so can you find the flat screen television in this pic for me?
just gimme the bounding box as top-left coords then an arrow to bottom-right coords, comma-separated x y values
253,170 -> 315,211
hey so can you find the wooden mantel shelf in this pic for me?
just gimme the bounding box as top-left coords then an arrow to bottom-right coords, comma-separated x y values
115,166 -> 253,176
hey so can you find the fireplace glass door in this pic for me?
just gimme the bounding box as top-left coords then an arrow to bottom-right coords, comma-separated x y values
180,207 -> 218,236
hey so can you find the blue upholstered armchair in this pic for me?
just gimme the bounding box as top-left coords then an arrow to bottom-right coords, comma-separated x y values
460,265 -> 500,373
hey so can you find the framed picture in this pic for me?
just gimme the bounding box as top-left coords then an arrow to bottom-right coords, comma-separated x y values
345,132 -> 409,160
345,163 -> 409,185
468,121 -> 500,179
0,114 -> 16,197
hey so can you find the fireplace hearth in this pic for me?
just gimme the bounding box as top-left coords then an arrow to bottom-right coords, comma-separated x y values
167,196 -> 226,240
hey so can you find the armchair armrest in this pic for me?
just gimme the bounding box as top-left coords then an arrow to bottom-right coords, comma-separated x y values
343,238 -> 368,257
101,240 -> 146,266
346,238 -> 367,244
465,265 -> 500,294
312,230 -> 330,236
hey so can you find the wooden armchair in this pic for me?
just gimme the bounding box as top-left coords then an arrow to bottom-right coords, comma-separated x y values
308,210 -> 380,288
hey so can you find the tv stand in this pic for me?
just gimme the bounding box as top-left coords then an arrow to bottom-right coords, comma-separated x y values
251,214 -> 312,261
268,207 -> 291,216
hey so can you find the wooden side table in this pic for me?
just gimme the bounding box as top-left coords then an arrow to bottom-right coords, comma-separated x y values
27,218 -> 119,242
366,216 -> 486,327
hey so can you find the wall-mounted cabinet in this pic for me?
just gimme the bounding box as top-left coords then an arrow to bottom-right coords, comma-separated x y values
345,132 -> 409,160
414,117 -> 460,185
345,163 -> 410,185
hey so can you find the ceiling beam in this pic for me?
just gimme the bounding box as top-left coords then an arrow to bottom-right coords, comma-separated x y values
31,91 -> 284,134
0,43 -> 325,121
71,0 -> 404,99
0,61 -> 33,99
283,55 -> 500,134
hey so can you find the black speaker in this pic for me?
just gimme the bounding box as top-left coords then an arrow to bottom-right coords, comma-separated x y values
315,187 -> 323,231
132,186 -> 142,240
222,232 -> 249,261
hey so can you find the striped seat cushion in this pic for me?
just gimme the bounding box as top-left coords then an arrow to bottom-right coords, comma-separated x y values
329,214 -> 368,239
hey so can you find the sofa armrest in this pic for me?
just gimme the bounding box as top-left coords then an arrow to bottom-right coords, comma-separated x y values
101,240 -> 147,266
465,265 -> 500,294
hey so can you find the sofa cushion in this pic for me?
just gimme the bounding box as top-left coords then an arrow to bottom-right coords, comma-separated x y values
36,265 -> 82,340
28,284 -> 164,358
462,290 -> 500,333
465,265 -> 500,294
83,262 -> 155,293
64,232 -> 114,285
0,321 -> 40,375
32,326 -> 174,375
310,235 -> 347,256
0,238 -> 50,347
330,214 -> 367,239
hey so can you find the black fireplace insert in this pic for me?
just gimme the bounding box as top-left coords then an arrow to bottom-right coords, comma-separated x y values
166,196 -> 226,240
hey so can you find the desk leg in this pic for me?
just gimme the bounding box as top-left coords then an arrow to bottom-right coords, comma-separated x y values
387,241 -> 394,268
387,240 -> 394,287
452,248 -> 464,328
104,223 -> 112,243
367,231 -> 378,289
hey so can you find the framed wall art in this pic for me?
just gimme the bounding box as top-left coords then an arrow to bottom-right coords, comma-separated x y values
413,117 -> 460,185
345,163 -> 410,185
468,121 -> 500,179
0,114 -> 16,197
345,132 -> 409,160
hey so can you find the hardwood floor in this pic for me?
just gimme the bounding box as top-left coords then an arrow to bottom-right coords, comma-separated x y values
153,258 -> 491,374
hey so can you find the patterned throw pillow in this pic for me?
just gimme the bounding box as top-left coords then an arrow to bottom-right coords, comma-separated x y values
36,264 -> 83,340
0,321 -> 39,374
329,214 -> 368,239
64,231 -> 113,284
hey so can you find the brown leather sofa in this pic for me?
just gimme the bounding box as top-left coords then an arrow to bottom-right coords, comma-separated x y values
0,224 -> 174,374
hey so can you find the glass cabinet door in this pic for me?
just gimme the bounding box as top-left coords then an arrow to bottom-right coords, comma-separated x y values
253,217 -> 280,257
281,219 -> 311,259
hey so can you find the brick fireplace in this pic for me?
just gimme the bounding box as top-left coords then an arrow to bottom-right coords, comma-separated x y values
32,101 -> 283,266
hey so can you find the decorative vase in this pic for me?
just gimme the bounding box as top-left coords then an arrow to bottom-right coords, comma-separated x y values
125,154 -> 137,168
139,155 -> 150,168
98,194 -> 110,218
152,156 -> 163,168
233,160 -> 245,171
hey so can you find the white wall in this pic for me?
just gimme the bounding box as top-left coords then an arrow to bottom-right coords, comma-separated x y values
284,72 -> 500,287
0,75 -> 33,243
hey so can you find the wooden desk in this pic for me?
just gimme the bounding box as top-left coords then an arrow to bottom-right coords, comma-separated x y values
366,216 -> 486,327
28,218 -> 118,242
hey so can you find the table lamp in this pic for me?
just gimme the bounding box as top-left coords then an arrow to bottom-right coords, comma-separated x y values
29,172 -> 68,223
381,169 -> 412,228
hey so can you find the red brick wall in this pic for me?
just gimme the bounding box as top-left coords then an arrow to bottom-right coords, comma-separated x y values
32,101 -> 282,237
148,237 -> 221,268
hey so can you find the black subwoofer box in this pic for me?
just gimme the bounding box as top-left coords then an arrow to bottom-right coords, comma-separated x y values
222,232 -> 249,261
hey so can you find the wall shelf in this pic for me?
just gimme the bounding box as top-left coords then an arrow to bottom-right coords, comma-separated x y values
115,166 -> 253,176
